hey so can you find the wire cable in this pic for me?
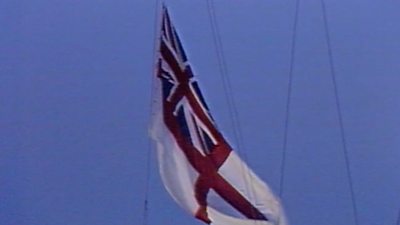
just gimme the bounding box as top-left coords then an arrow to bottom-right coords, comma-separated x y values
279,0 -> 300,198
141,0 -> 162,225
205,0 -> 245,156
205,2 -> 260,223
320,1 -> 360,225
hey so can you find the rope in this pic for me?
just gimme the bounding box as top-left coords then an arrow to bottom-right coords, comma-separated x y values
205,2 -> 260,224
320,1 -> 360,225
141,0 -> 162,225
279,0 -> 300,198
205,0 -> 245,156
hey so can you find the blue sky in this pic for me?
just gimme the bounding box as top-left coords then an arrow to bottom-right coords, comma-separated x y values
1,1 -> 400,225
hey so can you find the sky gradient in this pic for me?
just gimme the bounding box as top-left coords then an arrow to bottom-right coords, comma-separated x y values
1,1 -> 400,225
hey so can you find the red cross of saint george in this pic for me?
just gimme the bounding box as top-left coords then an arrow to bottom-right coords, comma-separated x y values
158,41 -> 268,223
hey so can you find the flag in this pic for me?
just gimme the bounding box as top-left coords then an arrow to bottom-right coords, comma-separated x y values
150,6 -> 287,225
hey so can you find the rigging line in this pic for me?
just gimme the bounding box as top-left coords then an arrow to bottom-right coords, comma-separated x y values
279,0 -> 300,198
320,1 -> 360,225
396,206 -> 400,225
205,0 -> 251,215
142,1 -> 162,225
205,2 -> 259,225
205,0 -> 245,157
206,0 -> 252,186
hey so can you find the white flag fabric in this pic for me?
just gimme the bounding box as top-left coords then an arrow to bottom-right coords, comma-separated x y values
150,6 -> 287,225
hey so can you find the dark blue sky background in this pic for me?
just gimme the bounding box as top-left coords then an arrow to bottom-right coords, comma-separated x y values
1,1 -> 400,225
